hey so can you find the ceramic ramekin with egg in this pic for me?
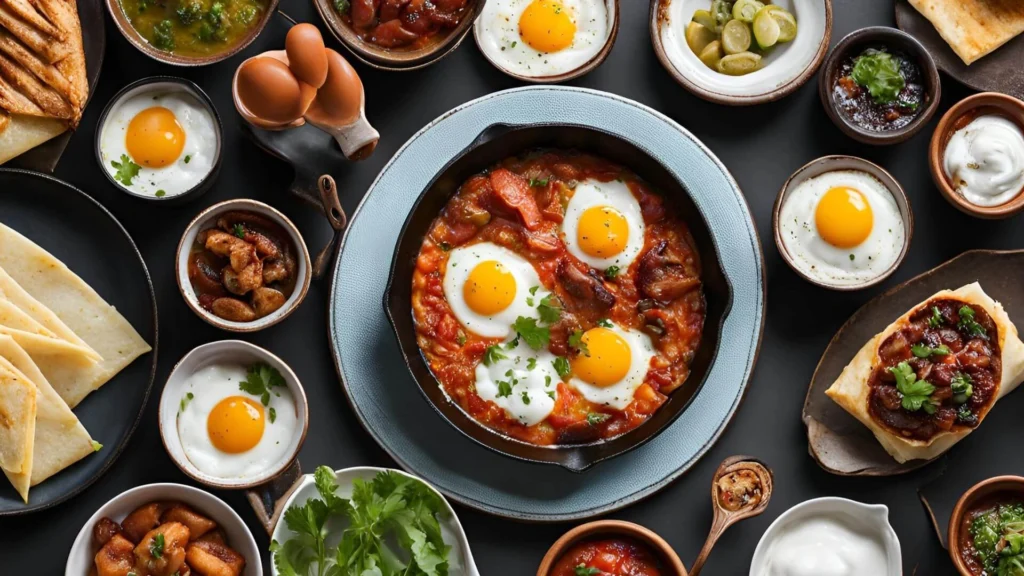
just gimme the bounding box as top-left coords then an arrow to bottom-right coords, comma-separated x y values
929,92 -> 1024,219
177,199 -> 312,332
159,340 -> 308,490
650,0 -> 832,105
750,497 -> 901,576
95,77 -> 223,204
473,0 -> 620,83
773,155 -> 913,291
66,482 -> 263,576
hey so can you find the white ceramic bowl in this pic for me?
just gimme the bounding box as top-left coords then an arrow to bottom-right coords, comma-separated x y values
65,482 -> 262,576
652,0 -> 832,105
750,496 -> 902,575
176,199 -> 312,332
270,467 -> 481,576
159,340 -> 309,489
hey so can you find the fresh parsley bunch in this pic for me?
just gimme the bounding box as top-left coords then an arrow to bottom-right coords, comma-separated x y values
851,49 -> 904,104
272,466 -> 451,576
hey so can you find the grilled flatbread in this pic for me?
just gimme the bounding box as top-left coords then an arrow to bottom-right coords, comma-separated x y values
909,0 -> 1024,65
0,1 -> 65,63
0,0 -> 62,41
0,360 -> 35,502
0,29 -> 72,104
0,51 -> 71,119
36,0 -> 84,112
826,283 -> 1024,463
0,74 -> 41,116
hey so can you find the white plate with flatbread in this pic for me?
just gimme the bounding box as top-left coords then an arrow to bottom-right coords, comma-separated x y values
0,168 -> 156,515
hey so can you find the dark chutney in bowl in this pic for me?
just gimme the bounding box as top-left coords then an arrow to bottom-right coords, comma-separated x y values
833,48 -> 925,132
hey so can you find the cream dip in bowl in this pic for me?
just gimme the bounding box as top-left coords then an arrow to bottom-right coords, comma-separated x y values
750,497 -> 901,576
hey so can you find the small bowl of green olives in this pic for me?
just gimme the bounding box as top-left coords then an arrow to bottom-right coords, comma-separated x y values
650,0 -> 832,105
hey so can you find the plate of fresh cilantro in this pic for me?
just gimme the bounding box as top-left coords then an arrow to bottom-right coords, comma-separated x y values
270,465 -> 479,576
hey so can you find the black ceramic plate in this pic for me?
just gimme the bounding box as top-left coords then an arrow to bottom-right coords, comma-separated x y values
6,0 -> 106,173
0,169 -> 157,515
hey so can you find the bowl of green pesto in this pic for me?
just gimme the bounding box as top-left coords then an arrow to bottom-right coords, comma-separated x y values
107,0 -> 279,65
951,476 -> 1024,576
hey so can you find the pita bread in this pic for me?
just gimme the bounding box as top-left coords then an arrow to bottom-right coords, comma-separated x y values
0,335 -> 93,492
0,224 -> 151,408
0,2 -> 65,63
0,266 -> 99,361
0,0 -> 62,41
0,29 -> 72,104
0,296 -> 56,337
826,283 -> 1024,463
0,361 -> 34,498
0,51 -> 71,119
909,0 -> 1024,65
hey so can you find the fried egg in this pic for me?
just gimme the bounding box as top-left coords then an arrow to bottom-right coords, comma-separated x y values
475,338 -> 561,425
476,0 -> 610,78
177,364 -> 296,479
778,170 -> 905,287
99,89 -> 218,198
443,242 -> 550,338
562,179 -> 646,270
568,322 -> 655,410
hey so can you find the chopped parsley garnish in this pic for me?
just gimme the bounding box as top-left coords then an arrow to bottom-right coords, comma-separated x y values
569,330 -> 590,357
239,363 -> 285,410
528,177 -> 549,187
952,372 -> 974,405
111,154 -> 141,186
438,241 -> 451,252
547,390 -> 556,400
552,356 -> 571,378
586,413 -> 610,426
513,316 -> 550,350
890,361 -> 937,414
911,343 -> 950,358
269,407 -> 277,423
597,319 -> 613,328
184,154 -> 191,164
456,332 -> 467,346
521,391 -> 531,405
496,380 -> 513,398
526,357 -> 537,370
604,266 -> 620,280
233,223 -> 246,239
957,403 -> 977,424
155,190 -> 166,198
179,391 -> 194,413
152,20 -> 175,50
929,306 -> 943,328
333,0 -> 350,13
150,533 -> 165,559
483,345 -> 507,366
575,566 -> 602,576
958,305 -> 988,338
851,49 -> 905,104
537,294 -> 561,323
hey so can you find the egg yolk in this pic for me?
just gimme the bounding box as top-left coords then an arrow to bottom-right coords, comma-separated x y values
125,106 -> 185,168
463,260 -> 517,315
519,0 -> 576,53
570,327 -> 632,388
815,186 -> 874,249
207,396 -> 264,454
577,205 -> 629,258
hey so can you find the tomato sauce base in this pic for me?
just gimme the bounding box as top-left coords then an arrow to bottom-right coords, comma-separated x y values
551,538 -> 665,576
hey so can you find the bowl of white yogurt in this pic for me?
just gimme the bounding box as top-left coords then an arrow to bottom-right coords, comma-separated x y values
930,92 -> 1024,219
749,496 -> 901,576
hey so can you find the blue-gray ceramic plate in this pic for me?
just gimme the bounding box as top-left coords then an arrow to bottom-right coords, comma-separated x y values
328,86 -> 765,521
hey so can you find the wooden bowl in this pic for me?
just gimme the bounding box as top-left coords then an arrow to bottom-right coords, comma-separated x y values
929,92 -> 1024,219
772,155 -> 913,291
104,0 -> 279,66
536,520 -> 688,575
819,26 -> 941,146
473,0 -> 619,83
948,476 -> 1024,575
312,0 -> 482,71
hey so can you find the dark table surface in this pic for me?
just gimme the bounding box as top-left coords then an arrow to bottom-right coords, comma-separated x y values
3,0 -> 1013,573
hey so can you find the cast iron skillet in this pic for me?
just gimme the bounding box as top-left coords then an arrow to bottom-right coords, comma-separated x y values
0,169 -> 158,514
383,124 -> 732,472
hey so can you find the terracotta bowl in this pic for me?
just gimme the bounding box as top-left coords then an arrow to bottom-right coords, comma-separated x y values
536,520 -> 688,575
312,0 -> 482,70
948,475 -> 1024,576
176,199 -> 312,332
474,0 -> 619,83
105,0 -> 279,66
929,92 -> 1024,219
773,155 -> 913,291
819,26 -> 941,146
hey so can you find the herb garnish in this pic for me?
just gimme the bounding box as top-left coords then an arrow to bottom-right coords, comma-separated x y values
184,154 -> 191,164
272,466 -> 450,576
528,177 -> 549,187
537,294 -> 561,323
597,319 -> 613,328
521,390 -> 531,405
483,345 -> 507,366
526,357 -> 537,370
333,0 -> 350,13
239,363 -> 285,422
911,343 -> 950,358
929,306 -> 943,328
552,356 -> 571,378
958,305 -> 988,338
152,20 -> 175,50
586,413 -> 610,426
604,266 -> 620,280
150,533 -> 165,559
233,223 -> 246,239
890,361 -> 937,414
568,330 -> 590,357
179,391 -> 194,413
575,565 -> 602,576
952,372 -> 974,405
513,316 -> 550,350
111,154 -> 141,186
850,49 -> 905,104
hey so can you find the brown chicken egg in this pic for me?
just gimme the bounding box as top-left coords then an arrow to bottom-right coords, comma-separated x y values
285,24 -> 329,89
305,49 -> 363,128
235,57 -> 307,125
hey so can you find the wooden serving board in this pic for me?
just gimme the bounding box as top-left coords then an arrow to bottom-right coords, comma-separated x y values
803,249 -> 1024,476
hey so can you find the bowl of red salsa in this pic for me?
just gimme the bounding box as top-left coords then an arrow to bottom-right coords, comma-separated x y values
538,520 -> 687,576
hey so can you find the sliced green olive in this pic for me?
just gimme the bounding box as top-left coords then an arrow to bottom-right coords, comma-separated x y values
699,40 -> 724,70
685,21 -> 718,55
711,0 -> 734,28
691,9 -> 720,33
752,6 -> 780,49
766,6 -> 798,42
717,51 -> 762,75
732,0 -> 764,23
721,19 -> 752,55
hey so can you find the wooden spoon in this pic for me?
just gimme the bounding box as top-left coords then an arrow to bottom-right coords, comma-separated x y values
689,455 -> 773,576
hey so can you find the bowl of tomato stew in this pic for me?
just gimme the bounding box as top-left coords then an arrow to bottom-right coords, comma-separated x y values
312,0 -> 481,70
949,476 -> 1024,576
537,519 -> 687,575
384,123 -> 731,472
